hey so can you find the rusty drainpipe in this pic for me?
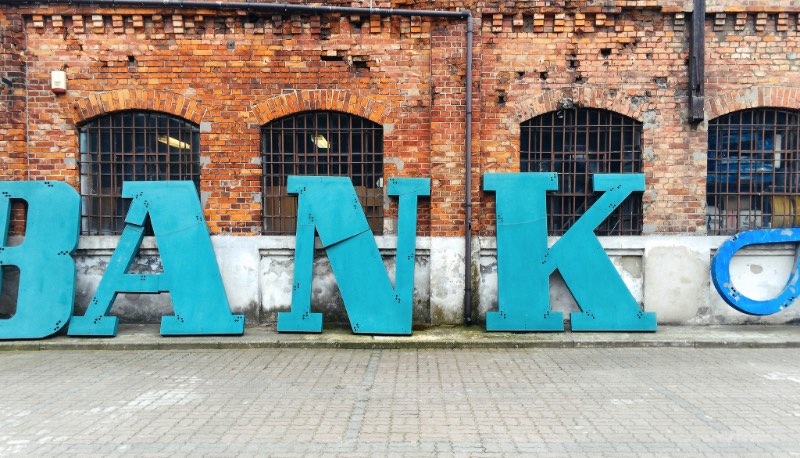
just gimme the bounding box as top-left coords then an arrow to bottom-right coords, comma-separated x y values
5,0 -> 476,325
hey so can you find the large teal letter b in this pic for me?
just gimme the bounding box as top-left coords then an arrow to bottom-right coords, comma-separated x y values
0,181 -> 80,339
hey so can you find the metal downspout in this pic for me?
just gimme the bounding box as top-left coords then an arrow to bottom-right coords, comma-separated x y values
464,15 -> 473,325
6,0 -> 476,325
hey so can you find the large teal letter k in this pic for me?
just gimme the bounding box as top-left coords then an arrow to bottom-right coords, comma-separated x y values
484,173 -> 656,332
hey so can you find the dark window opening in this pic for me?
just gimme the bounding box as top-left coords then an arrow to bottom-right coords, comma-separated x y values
7,199 -> 27,242
520,108 -> 644,235
79,111 -> 201,235
0,265 -> 20,319
261,111 -> 384,235
707,108 -> 800,235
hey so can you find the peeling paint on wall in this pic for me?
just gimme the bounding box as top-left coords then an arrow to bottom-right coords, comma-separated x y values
14,235 -> 800,327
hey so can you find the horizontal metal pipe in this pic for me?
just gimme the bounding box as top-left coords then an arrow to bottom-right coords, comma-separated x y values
1,0 -> 470,19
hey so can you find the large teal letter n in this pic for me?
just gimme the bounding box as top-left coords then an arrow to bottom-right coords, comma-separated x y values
484,173 -> 656,332
278,176 -> 430,335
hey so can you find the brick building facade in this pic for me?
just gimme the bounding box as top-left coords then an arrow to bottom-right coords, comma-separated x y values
2,0 -> 800,326
3,0 -> 800,235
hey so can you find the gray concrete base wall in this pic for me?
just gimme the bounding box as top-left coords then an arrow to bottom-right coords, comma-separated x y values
7,235 -> 797,326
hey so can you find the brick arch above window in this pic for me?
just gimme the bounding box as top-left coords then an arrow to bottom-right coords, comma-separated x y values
519,107 -> 644,236
260,110 -> 385,235
513,88 -> 646,126
77,110 -> 202,235
706,87 -> 800,121
70,89 -> 207,125
705,107 -> 800,235
251,90 -> 394,127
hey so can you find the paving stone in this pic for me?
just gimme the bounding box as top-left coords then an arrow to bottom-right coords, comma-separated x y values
3,324 -> 800,352
1,348 -> 800,455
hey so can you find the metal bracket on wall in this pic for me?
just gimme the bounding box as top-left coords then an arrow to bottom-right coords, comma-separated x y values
689,0 -> 705,123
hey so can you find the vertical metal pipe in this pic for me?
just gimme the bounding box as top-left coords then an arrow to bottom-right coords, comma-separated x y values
464,15 -> 474,325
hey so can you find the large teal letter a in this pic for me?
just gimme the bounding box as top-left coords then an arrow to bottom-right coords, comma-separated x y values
69,182 -> 244,337
278,176 -> 430,335
484,173 -> 656,332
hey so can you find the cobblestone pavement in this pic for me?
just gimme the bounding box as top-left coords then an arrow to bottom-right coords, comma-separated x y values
1,348 -> 799,456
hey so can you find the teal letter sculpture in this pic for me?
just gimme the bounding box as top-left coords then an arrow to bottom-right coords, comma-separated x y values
68,181 -> 244,336
278,176 -> 430,334
0,181 -> 80,339
484,173 -> 656,332
712,228 -> 800,315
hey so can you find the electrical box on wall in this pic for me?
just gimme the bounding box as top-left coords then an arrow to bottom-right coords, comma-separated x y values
51,70 -> 66,94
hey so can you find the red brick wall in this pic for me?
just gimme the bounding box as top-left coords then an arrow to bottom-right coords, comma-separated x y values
0,10 -> 25,180
16,6 -> 447,234
3,2 -> 800,236
0,10 -> 27,234
475,8 -> 705,234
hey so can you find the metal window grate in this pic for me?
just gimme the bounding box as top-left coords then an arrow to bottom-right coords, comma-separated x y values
261,111 -> 384,235
520,108 -> 644,235
707,109 -> 800,235
79,111 -> 201,235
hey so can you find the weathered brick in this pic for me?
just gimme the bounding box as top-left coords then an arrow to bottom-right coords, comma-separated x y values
2,2 -> 799,237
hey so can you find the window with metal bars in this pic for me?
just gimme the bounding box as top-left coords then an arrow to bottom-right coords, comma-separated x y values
261,111 -> 384,235
520,108 -> 644,235
707,108 -> 800,235
79,111 -> 201,235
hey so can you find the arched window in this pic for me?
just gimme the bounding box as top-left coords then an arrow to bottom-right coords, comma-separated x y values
707,109 -> 800,235
520,108 -> 643,235
79,111 -> 201,235
261,111 -> 384,235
